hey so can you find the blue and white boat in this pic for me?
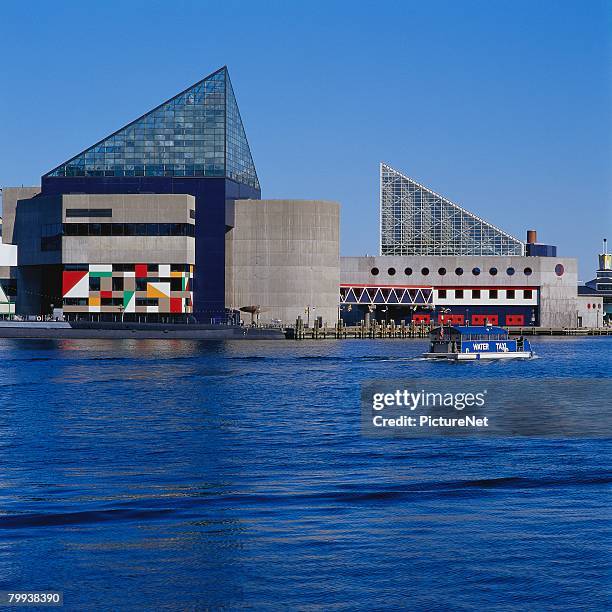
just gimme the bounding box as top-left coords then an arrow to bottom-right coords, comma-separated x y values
423,324 -> 534,360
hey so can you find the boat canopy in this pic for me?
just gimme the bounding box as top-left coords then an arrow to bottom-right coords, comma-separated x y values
429,325 -> 509,341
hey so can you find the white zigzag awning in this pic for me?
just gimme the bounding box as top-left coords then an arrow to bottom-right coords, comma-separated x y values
340,285 -> 434,306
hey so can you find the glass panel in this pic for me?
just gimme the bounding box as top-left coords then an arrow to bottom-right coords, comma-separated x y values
45,68 -> 260,190
380,163 -> 524,256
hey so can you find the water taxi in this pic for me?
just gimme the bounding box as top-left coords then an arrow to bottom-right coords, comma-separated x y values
423,324 -> 534,360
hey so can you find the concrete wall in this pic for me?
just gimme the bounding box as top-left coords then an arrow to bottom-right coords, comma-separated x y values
13,195 -> 63,266
61,194 -> 195,265
226,199 -> 340,326
1,187 -> 40,280
577,295 -> 605,327
1,187 -> 41,244
341,255 -> 579,327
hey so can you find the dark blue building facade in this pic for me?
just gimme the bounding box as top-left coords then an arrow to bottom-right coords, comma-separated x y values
40,66 -> 261,320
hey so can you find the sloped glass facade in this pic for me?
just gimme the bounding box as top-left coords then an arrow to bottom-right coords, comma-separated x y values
380,163 -> 524,256
45,67 -> 259,190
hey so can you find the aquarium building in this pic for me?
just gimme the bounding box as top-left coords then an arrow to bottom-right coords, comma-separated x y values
0,70 -> 596,329
3,67 -> 260,320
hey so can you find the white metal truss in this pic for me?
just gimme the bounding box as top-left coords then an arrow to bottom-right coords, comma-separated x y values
340,284 -> 434,306
380,163 -> 525,256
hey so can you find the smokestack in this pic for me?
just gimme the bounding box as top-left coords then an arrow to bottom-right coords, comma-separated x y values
527,230 -> 537,244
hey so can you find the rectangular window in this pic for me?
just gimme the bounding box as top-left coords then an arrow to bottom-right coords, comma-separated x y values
490,290 -> 498,299
66,208 -> 112,217
65,264 -> 88,271
507,290 -> 515,299
61,223 -> 195,237
472,290 -> 481,299
170,264 -> 186,272
89,277 -> 101,291
455,289 -> 464,299
438,289 -> 447,299
136,298 -> 158,307
135,278 -> 147,291
524,290 -> 533,299
112,277 -> 124,291
114,263 -> 133,272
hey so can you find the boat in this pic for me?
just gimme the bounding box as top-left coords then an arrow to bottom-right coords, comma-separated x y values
423,324 -> 534,360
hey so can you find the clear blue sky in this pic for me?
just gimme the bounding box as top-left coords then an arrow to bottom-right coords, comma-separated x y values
1,0 -> 610,278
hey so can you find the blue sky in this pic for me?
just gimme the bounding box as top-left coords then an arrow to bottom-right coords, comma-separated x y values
1,0 -> 610,278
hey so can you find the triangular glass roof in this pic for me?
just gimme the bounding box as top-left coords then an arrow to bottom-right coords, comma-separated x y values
44,67 -> 259,190
380,163 -> 523,256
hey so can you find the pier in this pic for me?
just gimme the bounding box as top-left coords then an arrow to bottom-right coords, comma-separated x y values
288,318 -> 612,340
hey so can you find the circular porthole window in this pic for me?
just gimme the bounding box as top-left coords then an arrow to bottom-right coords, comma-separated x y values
472,267 -> 481,276
421,267 -> 430,275
489,267 -> 498,276
455,267 -> 464,276
438,267 -> 446,276
371,267 -> 379,276
524,267 -> 533,276
507,267 -> 515,276
388,267 -> 396,276
555,263 -> 564,277
405,267 -> 412,276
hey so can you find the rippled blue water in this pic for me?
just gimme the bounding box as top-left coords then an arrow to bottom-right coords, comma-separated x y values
0,336 -> 610,610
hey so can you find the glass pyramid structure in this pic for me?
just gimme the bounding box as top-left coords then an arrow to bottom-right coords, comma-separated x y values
45,66 -> 259,190
380,163 -> 524,256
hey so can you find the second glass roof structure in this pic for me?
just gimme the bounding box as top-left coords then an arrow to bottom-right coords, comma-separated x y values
45,66 -> 259,190
380,163 -> 524,256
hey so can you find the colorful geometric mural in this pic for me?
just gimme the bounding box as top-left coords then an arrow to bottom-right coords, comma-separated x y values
62,263 -> 193,316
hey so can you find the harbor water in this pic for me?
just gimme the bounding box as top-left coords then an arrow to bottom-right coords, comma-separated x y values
0,336 -> 610,610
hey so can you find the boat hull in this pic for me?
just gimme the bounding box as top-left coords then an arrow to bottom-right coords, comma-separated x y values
423,351 -> 533,361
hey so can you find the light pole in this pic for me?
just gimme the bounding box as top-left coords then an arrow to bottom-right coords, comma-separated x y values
439,307 -> 451,325
381,306 -> 388,324
306,305 -> 316,328
118,303 -> 125,323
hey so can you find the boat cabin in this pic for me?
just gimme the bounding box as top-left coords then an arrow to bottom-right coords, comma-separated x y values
425,325 -> 532,359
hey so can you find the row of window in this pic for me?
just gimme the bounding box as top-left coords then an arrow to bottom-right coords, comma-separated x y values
59,167 -> 225,178
64,263 -> 191,272
87,277 -> 186,292
438,289 -> 533,300
414,313 -> 528,326
372,266 -> 534,277
62,223 -> 195,237
65,297 -> 161,307
66,208 -> 113,218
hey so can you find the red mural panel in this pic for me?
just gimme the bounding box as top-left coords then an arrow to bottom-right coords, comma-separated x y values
413,314 -> 431,324
506,315 -> 525,326
135,264 -> 148,278
62,270 -> 87,296
170,298 -> 183,313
